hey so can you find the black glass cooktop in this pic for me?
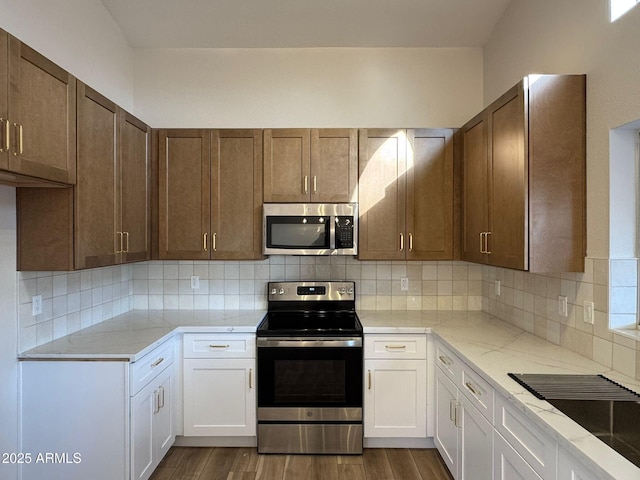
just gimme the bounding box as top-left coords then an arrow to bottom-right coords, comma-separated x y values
257,310 -> 362,337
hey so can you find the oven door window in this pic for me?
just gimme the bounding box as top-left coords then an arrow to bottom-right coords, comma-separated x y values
266,216 -> 330,249
258,347 -> 362,408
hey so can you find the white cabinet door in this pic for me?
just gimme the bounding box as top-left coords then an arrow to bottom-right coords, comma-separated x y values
364,359 -> 427,438
131,365 -> 174,480
183,358 -> 256,436
459,395 -> 493,480
557,446 -> 603,480
494,431 -> 542,480
435,367 -> 459,477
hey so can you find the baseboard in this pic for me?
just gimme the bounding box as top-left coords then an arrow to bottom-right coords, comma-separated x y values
174,435 -> 257,447
364,437 -> 435,449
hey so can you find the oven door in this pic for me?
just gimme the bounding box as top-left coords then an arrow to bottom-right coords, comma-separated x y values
257,339 -> 362,409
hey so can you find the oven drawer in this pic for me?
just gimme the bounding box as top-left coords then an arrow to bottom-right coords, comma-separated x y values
364,334 -> 427,359
183,333 -> 256,359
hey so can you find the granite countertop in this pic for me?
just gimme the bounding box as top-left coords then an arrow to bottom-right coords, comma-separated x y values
19,308 -> 640,478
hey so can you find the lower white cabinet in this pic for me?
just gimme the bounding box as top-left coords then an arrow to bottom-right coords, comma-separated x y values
183,358 -> 256,436
131,366 -> 174,480
494,431 -> 542,480
434,366 -> 493,480
364,358 -> 427,438
20,338 -> 176,480
557,446 -> 602,480
363,334 -> 427,439
182,333 -> 256,437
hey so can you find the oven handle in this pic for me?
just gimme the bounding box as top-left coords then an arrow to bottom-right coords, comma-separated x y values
257,337 -> 362,348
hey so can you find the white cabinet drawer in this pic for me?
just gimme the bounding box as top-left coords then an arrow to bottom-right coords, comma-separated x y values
494,394 -> 557,480
130,339 -> 175,396
364,334 -> 427,359
183,333 -> 256,359
435,341 -> 461,382
460,363 -> 494,423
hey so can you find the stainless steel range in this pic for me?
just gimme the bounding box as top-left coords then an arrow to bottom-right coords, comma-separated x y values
256,281 -> 363,454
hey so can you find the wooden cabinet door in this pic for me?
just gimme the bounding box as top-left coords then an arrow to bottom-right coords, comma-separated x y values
8,36 -> 76,184
211,129 -> 263,260
121,111 -> 150,264
310,128 -> 357,202
75,83 -> 118,269
487,84 -> 527,270
407,129 -> 454,260
158,129 -> 211,260
358,129 -> 406,260
263,128 -> 310,202
462,113 -> 488,264
0,29 -> 8,170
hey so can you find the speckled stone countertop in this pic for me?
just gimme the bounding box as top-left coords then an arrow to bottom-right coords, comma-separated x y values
20,308 -> 640,479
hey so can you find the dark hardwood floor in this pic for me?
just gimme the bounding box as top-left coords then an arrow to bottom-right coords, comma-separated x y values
150,447 -> 453,480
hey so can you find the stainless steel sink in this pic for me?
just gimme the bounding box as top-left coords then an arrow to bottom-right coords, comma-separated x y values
508,373 -> 640,467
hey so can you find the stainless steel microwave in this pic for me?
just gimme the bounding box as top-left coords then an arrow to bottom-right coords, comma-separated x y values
263,203 -> 358,256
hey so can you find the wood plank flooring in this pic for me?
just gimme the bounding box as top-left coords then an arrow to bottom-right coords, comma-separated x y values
150,447 -> 453,480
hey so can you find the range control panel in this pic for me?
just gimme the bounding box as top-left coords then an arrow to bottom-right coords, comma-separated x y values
335,216 -> 355,249
268,281 -> 355,302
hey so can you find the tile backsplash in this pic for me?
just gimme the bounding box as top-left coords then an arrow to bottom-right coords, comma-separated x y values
17,255 -> 640,384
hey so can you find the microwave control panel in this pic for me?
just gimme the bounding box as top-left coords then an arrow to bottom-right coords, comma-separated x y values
335,216 -> 355,249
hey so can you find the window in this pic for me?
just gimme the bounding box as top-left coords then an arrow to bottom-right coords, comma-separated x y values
610,0 -> 639,21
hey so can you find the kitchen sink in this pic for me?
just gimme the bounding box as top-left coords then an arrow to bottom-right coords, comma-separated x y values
508,373 -> 640,468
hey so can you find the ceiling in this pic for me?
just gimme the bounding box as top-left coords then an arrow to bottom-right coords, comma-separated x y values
99,0 -> 512,49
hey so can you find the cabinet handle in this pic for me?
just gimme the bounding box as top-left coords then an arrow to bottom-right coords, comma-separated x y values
438,355 -> 452,366
479,232 -> 486,254
159,386 -> 165,409
13,123 -> 23,156
313,176 -> 317,193
209,344 -> 230,349
385,344 -> 407,350
449,398 -> 456,422
203,233 -> 208,252
116,232 -> 123,254
465,381 -> 481,397
249,368 -> 253,389
124,232 -> 129,253
399,233 -> 404,251
303,175 -> 308,194
150,357 -> 164,368
408,233 -> 413,252
485,232 -> 492,255
454,403 -> 461,428
0,118 -> 8,152
212,233 -> 217,252
153,390 -> 160,414
368,370 -> 372,390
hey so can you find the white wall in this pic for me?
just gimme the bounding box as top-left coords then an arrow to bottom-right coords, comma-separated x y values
0,186 -> 18,480
133,47 -> 483,128
483,0 -> 640,259
0,0 -> 135,111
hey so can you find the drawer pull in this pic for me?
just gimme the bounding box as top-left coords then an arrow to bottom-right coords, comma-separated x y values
465,381 -> 481,396
385,345 -> 407,350
209,344 -> 230,349
150,357 -> 164,368
438,355 -> 452,366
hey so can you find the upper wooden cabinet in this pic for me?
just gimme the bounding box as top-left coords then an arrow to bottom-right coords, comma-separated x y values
358,128 -> 454,261
462,75 -> 586,272
263,128 -> 357,203
17,82 -> 150,271
0,29 -> 76,185
158,129 -> 263,260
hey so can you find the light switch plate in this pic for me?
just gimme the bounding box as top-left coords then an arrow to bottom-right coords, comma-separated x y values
32,295 -> 42,316
400,277 -> 409,291
583,301 -> 595,324
191,276 -> 200,289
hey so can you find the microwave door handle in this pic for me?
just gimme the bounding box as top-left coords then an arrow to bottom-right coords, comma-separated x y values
329,217 -> 336,250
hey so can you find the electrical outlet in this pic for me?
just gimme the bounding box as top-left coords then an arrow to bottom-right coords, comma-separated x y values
558,295 -> 568,317
400,277 -> 409,291
583,301 -> 595,324
32,295 -> 42,316
190,275 -> 200,289
494,280 -> 501,296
